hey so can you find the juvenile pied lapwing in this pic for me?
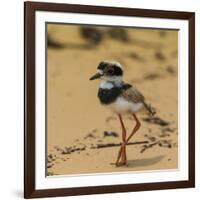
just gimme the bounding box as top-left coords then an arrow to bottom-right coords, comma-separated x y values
90,61 -> 155,166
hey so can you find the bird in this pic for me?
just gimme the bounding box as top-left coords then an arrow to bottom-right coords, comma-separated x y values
89,61 -> 155,166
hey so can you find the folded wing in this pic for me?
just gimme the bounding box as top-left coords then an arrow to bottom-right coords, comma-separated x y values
121,84 -> 155,116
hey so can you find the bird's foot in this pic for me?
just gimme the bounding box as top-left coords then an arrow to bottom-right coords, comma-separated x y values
115,161 -> 128,167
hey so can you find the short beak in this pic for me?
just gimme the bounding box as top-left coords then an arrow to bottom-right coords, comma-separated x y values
89,72 -> 102,80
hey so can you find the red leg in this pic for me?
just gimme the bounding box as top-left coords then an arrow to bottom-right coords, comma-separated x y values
126,113 -> 141,143
115,114 -> 127,166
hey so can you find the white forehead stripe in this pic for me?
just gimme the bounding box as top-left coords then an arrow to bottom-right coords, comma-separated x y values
100,81 -> 114,89
113,61 -> 123,70
103,60 -> 123,70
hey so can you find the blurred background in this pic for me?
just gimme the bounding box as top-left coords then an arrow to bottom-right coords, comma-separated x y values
47,24 -> 178,176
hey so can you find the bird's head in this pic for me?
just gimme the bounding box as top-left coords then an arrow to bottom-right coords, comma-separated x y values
89,61 -> 123,82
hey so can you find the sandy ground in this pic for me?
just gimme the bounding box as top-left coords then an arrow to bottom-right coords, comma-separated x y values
47,24 -> 178,176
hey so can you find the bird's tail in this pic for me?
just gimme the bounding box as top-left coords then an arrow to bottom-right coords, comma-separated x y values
143,101 -> 156,116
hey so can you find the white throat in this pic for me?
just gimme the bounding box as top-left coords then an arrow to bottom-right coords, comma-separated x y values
102,76 -> 122,84
100,76 -> 123,89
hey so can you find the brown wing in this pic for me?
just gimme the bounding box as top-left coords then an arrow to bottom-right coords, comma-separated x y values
121,85 -> 145,103
121,84 -> 156,115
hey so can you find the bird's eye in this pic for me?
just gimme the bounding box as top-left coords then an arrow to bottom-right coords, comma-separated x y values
107,68 -> 114,74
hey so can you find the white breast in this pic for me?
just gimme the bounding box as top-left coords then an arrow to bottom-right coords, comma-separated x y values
108,97 -> 143,114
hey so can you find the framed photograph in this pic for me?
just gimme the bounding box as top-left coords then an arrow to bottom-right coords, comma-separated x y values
24,1 -> 195,198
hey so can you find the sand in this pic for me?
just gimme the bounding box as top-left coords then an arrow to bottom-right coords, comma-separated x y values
47,24 -> 178,176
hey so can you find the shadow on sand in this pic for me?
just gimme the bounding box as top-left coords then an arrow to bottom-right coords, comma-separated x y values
126,155 -> 165,168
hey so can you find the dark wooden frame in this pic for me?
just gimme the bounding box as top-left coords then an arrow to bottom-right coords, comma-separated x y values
24,1 -> 195,198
